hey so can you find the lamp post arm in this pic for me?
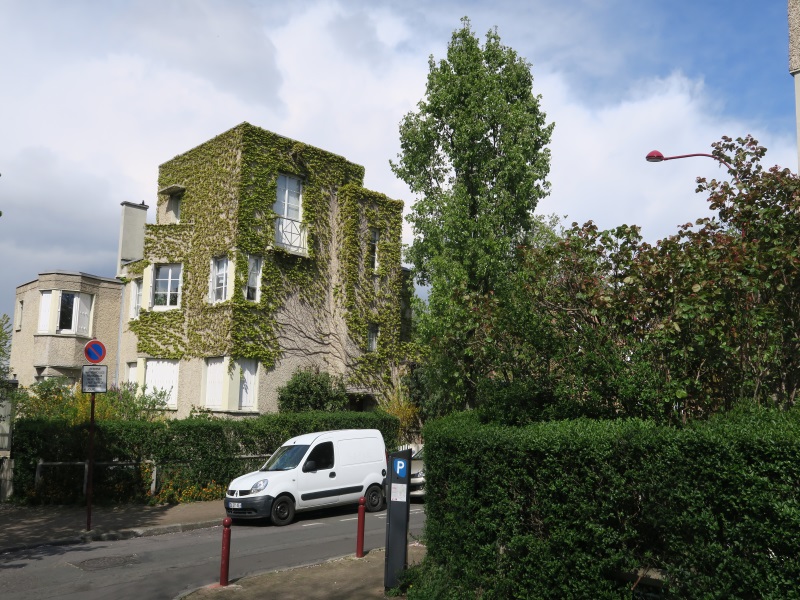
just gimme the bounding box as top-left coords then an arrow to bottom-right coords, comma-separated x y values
646,150 -> 733,171
661,153 -> 732,170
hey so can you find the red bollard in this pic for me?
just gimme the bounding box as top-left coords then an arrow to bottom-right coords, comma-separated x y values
356,496 -> 366,558
220,517 -> 233,586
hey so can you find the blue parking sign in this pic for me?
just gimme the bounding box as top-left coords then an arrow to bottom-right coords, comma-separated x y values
393,458 -> 407,479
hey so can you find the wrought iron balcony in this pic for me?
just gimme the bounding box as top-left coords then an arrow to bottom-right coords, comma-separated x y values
275,217 -> 307,255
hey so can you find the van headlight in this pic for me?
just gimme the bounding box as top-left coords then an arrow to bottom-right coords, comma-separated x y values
250,479 -> 269,493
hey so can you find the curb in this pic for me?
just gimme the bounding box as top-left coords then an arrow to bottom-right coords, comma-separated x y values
171,551 -> 375,600
0,519 -> 221,555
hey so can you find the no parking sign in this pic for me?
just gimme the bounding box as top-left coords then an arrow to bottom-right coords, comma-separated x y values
84,339 -> 106,364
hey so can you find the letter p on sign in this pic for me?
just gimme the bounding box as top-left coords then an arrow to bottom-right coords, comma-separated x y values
394,458 -> 407,478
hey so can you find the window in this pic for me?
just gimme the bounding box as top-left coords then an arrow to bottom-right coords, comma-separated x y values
210,257 -> 228,303
368,228 -> 380,272
37,291 -> 52,333
130,279 -> 142,319
158,184 -> 185,224
127,362 -> 138,384
305,441 -> 335,471
245,255 -> 262,302
14,299 -> 23,331
153,264 -> 182,309
58,292 -> 76,331
274,174 -> 302,221
274,174 -> 306,253
145,359 -> 179,409
56,292 -> 92,335
166,193 -> 182,223
238,359 -> 258,410
205,357 -> 225,409
367,323 -> 379,352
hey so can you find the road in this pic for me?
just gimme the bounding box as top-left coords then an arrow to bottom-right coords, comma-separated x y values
0,503 -> 426,600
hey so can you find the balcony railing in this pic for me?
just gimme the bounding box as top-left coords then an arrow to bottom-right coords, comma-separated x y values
275,217 -> 307,255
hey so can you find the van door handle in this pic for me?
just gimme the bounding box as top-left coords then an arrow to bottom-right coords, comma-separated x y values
329,472 -> 336,478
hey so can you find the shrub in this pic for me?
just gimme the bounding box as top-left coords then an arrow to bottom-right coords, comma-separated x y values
408,408 -> 800,599
14,379 -> 168,424
277,367 -> 349,412
11,411 -> 400,504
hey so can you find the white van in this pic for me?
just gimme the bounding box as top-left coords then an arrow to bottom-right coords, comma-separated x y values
224,429 -> 388,526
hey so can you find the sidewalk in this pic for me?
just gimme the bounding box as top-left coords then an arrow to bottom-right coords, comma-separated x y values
178,543 -> 426,600
0,500 -> 424,599
0,500 -> 225,552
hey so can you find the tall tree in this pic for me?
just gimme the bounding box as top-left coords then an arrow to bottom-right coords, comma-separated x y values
498,136 -> 800,422
392,18 -> 553,411
1,314 -> 19,416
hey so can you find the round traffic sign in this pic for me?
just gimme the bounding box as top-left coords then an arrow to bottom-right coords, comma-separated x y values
84,340 -> 107,364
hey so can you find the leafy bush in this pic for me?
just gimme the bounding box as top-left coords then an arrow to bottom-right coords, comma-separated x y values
13,379 -> 168,423
277,367 -> 349,412
408,408 -> 800,599
11,411 -> 400,504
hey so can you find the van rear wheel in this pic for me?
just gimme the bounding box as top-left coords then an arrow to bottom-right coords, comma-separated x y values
271,495 -> 295,526
365,484 -> 383,512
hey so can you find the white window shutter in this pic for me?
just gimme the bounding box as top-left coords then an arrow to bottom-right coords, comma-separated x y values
56,291 -> 65,331
224,257 -> 231,301
77,293 -> 92,336
208,259 -> 214,303
238,359 -> 258,410
127,362 -> 138,384
38,291 -> 52,333
205,357 -> 225,409
145,359 -> 179,408
142,265 -> 154,310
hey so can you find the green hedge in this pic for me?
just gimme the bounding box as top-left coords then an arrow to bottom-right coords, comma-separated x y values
410,408 -> 800,599
11,411 -> 399,504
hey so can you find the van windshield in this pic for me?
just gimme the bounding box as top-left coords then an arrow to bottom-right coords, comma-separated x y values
260,444 -> 310,472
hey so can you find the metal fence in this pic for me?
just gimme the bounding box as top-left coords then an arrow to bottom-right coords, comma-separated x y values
32,454 -> 271,498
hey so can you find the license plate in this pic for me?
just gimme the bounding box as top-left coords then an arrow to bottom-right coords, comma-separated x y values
229,502 -> 242,509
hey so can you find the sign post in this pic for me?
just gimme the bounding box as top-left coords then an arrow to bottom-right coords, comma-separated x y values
82,340 -> 107,532
384,448 -> 412,590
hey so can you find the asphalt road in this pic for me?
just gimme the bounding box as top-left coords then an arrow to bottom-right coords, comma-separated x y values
0,503 -> 426,600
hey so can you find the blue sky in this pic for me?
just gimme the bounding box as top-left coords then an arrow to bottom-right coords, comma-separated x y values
0,0 -> 797,321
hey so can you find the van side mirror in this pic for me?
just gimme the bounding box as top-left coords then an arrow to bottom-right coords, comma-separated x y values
303,460 -> 317,473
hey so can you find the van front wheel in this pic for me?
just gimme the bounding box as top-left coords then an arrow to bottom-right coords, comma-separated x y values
271,495 -> 295,526
365,484 -> 384,512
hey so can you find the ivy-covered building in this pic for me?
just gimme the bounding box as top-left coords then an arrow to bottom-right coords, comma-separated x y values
117,123 -> 406,416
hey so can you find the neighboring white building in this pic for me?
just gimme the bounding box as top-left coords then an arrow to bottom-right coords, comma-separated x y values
9,272 -> 123,386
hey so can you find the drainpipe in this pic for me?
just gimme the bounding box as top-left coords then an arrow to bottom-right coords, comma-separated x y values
115,281 -> 124,386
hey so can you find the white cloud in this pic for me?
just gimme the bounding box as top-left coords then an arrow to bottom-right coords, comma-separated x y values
538,70 -> 797,243
0,0 -> 795,321
120,0 -> 285,107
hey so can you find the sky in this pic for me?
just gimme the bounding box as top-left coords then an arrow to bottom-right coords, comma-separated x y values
0,0 -> 797,321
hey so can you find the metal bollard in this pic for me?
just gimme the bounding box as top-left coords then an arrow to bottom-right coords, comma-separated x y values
220,517 -> 233,586
356,496 -> 366,558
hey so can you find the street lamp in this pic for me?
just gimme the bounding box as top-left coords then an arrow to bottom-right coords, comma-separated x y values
646,149 -> 747,237
645,150 -> 732,171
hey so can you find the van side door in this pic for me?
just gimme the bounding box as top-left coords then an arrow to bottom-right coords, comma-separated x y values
297,440 -> 339,508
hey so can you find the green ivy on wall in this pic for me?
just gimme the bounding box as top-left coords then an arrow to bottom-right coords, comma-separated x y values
127,122 -> 405,398
339,185 -> 407,396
